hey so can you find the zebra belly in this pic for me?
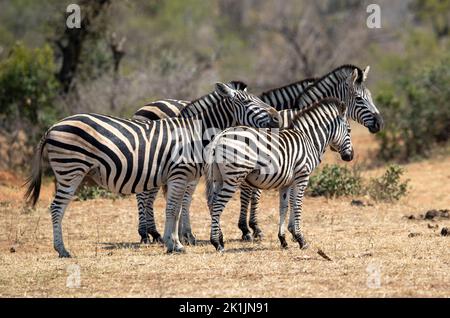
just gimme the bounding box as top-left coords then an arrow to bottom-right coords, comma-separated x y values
245,168 -> 295,190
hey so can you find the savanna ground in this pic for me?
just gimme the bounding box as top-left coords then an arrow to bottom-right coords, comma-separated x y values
0,125 -> 449,297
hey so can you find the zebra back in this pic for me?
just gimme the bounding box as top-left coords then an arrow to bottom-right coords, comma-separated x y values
259,78 -> 317,110
132,81 -> 248,122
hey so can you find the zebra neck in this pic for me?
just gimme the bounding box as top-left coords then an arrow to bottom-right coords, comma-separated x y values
293,113 -> 335,163
185,102 -> 234,145
180,92 -> 223,118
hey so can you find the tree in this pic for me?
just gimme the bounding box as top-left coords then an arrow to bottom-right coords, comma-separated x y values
55,0 -> 111,93
411,0 -> 450,39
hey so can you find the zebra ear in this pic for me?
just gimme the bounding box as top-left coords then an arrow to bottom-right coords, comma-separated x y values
363,66 -> 370,82
350,68 -> 359,85
215,82 -> 237,99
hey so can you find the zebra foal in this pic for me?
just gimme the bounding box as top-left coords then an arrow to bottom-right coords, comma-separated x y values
205,97 -> 353,251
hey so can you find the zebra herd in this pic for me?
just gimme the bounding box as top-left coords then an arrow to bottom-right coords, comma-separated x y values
25,64 -> 383,257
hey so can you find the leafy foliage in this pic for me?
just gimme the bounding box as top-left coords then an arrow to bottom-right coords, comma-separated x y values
368,165 -> 409,202
375,56 -> 450,161
308,164 -> 363,198
76,184 -> 122,201
308,164 -> 409,202
0,43 -> 60,126
410,0 -> 450,38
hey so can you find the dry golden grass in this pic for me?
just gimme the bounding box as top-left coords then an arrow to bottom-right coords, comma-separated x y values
0,126 -> 449,297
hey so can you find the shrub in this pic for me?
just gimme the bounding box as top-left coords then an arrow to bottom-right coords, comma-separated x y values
367,165 -> 409,202
76,185 -> 122,201
375,56 -> 450,162
308,164 -> 363,198
0,43 -> 60,127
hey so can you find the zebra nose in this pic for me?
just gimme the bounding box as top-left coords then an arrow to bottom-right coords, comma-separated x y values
341,149 -> 354,162
369,113 -> 384,133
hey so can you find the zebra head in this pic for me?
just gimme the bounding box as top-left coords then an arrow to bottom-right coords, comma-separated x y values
330,101 -> 354,162
215,82 -> 281,128
344,66 -> 384,134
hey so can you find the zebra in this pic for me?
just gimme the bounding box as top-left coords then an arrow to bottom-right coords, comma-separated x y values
237,65 -> 384,241
132,80 -> 316,244
24,82 -> 281,257
132,81 -> 248,244
205,97 -> 353,252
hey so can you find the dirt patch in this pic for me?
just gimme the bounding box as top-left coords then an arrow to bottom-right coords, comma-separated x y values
0,144 -> 449,297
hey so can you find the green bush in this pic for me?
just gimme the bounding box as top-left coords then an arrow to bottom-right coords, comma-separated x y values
308,164 -> 363,198
76,185 -> 122,201
375,56 -> 450,161
0,43 -> 60,126
308,164 -> 409,202
368,165 -> 409,202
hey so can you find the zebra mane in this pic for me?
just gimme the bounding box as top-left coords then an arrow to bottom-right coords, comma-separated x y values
320,64 -> 364,84
289,97 -> 345,128
292,64 -> 364,109
179,81 -> 248,118
259,77 -> 318,97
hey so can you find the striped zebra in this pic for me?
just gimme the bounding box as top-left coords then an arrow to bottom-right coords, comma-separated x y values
24,82 -> 281,257
132,81 -> 248,244
132,80 -> 316,244
237,65 -> 384,241
205,97 -> 353,251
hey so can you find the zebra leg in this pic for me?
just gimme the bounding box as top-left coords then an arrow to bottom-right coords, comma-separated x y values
238,184 -> 252,241
163,179 -> 187,253
278,187 -> 290,249
145,188 -> 163,243
287,195 -> 295,241
210,180 -> 240,252
178,181 -> 197,246
136,188 -> 161,244
51,177 -> 83,258
289,177 -> 309,249
249,188 -> 263,240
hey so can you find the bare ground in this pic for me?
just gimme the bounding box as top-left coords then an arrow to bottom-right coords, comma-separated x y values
0,125 -> 449,297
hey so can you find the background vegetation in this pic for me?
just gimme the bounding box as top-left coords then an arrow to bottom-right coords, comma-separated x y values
0,0 -> 449,172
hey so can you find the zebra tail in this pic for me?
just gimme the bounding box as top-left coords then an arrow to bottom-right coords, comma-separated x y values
161,185 -> 168,198
205,147 -> 223,209
24,133 -> 47,207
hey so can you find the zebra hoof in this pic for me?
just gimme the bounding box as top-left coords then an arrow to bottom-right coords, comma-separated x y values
241,233 -> 253,242
295,235 -> 308,250
166,246 -> 186,254
278,235 -> 288,249
58,250 -> 71,258
253,231 -> 264,241
151,234 -> 164,244
299,242 -> 309,250
210,238 -> 224,252
140,236 -> 151,244
181,233 -> 197,246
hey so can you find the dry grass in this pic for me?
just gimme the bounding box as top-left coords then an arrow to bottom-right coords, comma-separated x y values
0,125 -> 449,297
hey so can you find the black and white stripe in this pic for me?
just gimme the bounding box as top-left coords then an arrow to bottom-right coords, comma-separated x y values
132,80 -> 316,243
205,98 -> 354,251
133,81 -> 248,244
238,65 -> 384,241
24,83 -> 281,257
